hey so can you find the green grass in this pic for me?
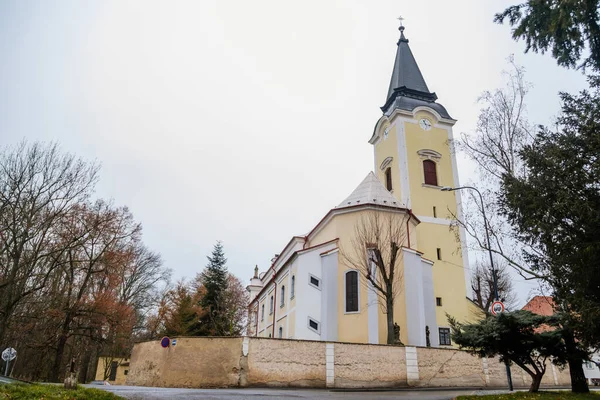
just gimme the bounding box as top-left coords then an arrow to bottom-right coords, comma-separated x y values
457,391 -> 600,400
0,383 -> 123,399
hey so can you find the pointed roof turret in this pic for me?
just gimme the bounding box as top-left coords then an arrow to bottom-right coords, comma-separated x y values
336,172 -> 406,209
381,22 -> 452,119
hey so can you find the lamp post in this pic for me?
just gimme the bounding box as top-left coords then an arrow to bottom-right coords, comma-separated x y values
440,185 -> 513,391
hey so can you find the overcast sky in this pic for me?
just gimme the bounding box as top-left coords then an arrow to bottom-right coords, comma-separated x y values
0,1 -> 588,306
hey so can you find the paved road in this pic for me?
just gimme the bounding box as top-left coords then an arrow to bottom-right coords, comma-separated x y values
91,385 -> 486,400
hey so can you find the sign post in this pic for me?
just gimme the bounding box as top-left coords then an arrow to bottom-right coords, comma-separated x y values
2,348 -> 17,376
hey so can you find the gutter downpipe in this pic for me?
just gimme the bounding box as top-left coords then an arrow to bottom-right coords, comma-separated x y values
406,210 -> 413,248
272,276 -> 277,338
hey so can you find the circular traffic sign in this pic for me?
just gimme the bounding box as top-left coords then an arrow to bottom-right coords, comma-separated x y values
160,337 -> 171,348
1,348 -> 16,362
491,301 -> 505,316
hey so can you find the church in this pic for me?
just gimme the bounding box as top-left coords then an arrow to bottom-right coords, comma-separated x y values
246,23 -> 478,347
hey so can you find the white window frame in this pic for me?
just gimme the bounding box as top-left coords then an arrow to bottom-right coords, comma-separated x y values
290,275 -> 295,299
278,326 -> 283,339
307,317 -> 321,334
269,295 -> 273,315
261,304 -> 265,321
308,273 -> 321,290
280,285 -> 285,307
344,269 -> 360,314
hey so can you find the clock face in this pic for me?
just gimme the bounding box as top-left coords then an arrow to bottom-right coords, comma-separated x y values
419,118 -> 432,131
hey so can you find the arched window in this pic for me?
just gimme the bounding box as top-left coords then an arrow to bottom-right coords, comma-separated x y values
291,276 -> 295,298
280,286 -> 285,307
385,167 -> 392,191
278,326 -> 283,338
423,160 -> 438,186
345,270 -> 359,312
261,304 -> 265,321
269,295 -> 273,314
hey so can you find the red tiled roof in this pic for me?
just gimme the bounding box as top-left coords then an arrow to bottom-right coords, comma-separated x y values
521,296 -> 555,316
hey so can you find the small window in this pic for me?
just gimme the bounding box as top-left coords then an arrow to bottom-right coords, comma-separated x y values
345,271 -> 359,313
383,127 -> 389,139
124,370 -> 129,376
436,248 -> 442,260
291,276 -> 295,298
308,318 -> 320,333
423,160 -> 438,186
309,275 -> 321,289
280,286 -> 285,307
433,206 -> 437,218
385,167 -> 392,191
278,326 -> 283,338
269,295 -> 273,314
261,304 -> 265,321
439,328 -> 451,345
268,333 -> 272,338
436,297 -> 442,306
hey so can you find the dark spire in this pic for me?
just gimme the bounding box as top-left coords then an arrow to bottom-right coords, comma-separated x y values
381,23 -> 443,115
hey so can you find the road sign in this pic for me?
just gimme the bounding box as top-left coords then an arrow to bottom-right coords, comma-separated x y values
1,348 -> 16,362
160,337 -> 171,348
171,339 -> 177,346
491,301 -> 505,316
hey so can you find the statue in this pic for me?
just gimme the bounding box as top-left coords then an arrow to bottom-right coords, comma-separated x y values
393,322 -> 403,345
425,325 -> 431,347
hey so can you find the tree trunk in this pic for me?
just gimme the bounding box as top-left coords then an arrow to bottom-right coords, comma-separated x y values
386,297 -> 394,344
564,328 -> 590,393
529,372 -> 543,392
568,357 -> 589,393
50,332 -> 68,382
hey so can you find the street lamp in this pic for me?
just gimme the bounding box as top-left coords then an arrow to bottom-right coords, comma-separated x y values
440,185 -> 513,391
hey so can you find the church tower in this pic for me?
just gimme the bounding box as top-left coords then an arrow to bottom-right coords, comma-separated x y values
369,23 -> 472,330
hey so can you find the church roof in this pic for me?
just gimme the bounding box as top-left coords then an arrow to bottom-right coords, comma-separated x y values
381,25 -> 452,120
336,172 -> 405,209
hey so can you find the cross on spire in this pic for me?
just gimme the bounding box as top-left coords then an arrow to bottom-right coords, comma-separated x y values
397,16 -> 405,27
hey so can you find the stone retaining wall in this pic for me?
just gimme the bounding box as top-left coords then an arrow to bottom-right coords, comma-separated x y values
126,336 -> 570,389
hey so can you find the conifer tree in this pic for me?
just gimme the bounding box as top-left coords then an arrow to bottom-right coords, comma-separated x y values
199,241 -> 229,335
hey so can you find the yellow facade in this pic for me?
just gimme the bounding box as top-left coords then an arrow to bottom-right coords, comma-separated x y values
308,208 -> 419,345
373,108 -> 472,332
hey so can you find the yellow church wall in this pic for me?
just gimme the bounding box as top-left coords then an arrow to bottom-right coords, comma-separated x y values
276,315 -> 287,338
288,309 -> 296,338
374,123 -> 402,200
331,212 -> 371,344
308,208 -> 416,345
416,221 -> 470,331
277,272 -> 290,315
404,120 -> 457,217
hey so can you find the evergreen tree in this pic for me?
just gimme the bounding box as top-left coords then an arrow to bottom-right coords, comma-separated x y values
449,311 -> 566,392
199,241 -> 229,335
495,0 -> 600,71
500,76 -> 600,393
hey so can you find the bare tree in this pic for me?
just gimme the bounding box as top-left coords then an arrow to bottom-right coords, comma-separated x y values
340,210 -> 409,344
451,57 -> 546,281
471,261 -> 518,314
0,141 -> 99,346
